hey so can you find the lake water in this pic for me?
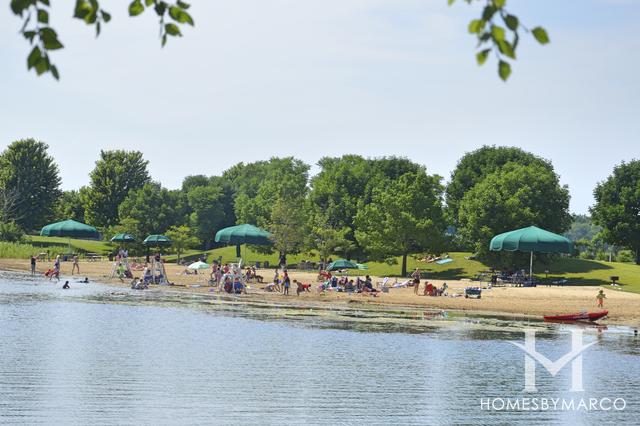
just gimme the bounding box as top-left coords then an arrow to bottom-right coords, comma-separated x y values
0,271 -> 638,425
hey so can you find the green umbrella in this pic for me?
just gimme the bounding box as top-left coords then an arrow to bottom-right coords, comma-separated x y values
143,234 -> 172,246
110,233 -> 136,243
40,219 -> 100,239
490,226 -> 573,277
214,224 -> 271,257
327,259 -> 358,272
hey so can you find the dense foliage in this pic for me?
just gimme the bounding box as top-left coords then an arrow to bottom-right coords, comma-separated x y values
591,160 -> 640,264
0,139 -> 61,231
456,162 -> 571,262
84,150 -> 151,228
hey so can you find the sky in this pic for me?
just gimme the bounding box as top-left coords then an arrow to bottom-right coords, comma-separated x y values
1,0 -> 638,214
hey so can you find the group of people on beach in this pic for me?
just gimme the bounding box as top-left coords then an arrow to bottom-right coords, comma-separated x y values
411,268 -> 447,296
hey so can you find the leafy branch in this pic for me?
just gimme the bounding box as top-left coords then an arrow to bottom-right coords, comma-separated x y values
449,0 -> 550,81
11,0 -> 194,80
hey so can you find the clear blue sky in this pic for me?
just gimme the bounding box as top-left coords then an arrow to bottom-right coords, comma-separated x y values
1,0 -> 638,214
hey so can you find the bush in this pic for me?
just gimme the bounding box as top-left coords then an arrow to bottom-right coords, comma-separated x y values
0,241 -> 37,258
616,250 -> 635,263
0,221 -> 24,242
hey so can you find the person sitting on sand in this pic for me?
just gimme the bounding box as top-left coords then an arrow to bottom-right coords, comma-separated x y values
251,267 -> 263,283
424,282 -> 434,296
62,281 -> 70,289
596,289 -> 606,308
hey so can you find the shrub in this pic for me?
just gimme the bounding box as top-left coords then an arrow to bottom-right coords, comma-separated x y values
617,250 -> 634,263
0,221 -> 24,242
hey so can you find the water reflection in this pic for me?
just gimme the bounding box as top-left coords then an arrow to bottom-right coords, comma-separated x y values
0,271 -> 638,425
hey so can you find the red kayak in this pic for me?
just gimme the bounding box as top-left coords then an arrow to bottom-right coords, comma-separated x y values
543,310 -> 608,322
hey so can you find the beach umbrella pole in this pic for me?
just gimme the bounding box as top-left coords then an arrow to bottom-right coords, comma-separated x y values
530,251 -> 533,279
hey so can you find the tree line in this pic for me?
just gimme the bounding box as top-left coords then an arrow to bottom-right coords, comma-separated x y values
1,139 -> 640,273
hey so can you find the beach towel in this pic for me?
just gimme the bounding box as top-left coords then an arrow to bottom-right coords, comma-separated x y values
435,258 -> 453,265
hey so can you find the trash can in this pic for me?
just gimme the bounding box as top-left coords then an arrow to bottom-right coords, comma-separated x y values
263,260 -> 269,268
255,261 -> 261,269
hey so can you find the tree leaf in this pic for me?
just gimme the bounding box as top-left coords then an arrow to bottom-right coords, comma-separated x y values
493,0 -> 506,7
50,64 -> 59,80
482,6 -> 496,21
128,0 -> 144,16
497,40 -> 515,59
27,46 -> 42,69
476,48 -> 490,66
40,28 -> 64,50
37,9 -> 49,24
468,19 -> 484,34
498,60 -> 511,81
491,25 -> 505,41
532,27 -> 550,44
177,0 -> 191,9
165,23 -> 181,36
504,14 -> 518,31
101,10 -> 111,22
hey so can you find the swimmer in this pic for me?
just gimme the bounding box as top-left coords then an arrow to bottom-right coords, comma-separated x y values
62,281 -> 70,289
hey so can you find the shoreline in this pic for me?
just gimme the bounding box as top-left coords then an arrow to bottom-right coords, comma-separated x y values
1,258 -> 639,327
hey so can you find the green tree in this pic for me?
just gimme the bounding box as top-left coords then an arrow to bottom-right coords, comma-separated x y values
84,150 -> 150,227
564,214 -> 601,242
227,157 -> 309,228
355,170 -> 446,276
165,225 -> 199,263
0,139 -> 61,231
186,184 -> 227,247
446,146 -> 554,227
309,155 -> 422,257
591,160 -> 640,264
118,182 -> 183,237
457,162 -> 571,260
53,189 -> 86,222
267,197 -> 307,257
306,210 -> 353,262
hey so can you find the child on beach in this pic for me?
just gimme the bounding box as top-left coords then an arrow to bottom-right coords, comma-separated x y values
30,255 -> 36,275
282,270 -> 290,295
596,289 -> 606,308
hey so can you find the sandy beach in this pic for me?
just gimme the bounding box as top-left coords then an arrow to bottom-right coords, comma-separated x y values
2,258 -> 639,326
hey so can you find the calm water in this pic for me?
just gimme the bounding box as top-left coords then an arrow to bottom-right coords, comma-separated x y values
0,272 -> 638,425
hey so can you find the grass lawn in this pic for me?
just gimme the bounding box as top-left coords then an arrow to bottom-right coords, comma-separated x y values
193,246 -> 640,293
27,236 -> 115,254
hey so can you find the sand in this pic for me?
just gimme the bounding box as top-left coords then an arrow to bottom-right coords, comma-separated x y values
2,258 -> 639,326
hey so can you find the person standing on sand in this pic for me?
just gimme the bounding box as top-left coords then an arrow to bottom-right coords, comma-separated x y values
412,268 -> 421,294
71,255 -> 80,275
282,269 -> 290,296
30,255 -> 36,275
596,289 -> 607,308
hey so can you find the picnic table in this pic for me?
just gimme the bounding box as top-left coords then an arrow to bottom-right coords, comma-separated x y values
85,253 -> 103,261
